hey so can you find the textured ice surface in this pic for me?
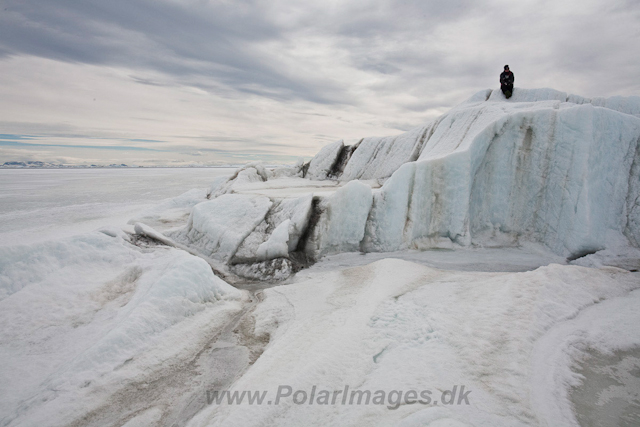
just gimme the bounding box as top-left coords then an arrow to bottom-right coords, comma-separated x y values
569,347 -> 640,427
232,195 -> 313,265
305,180 -> 374,256
3,88 -> 640,426
531,285 -> 640,426
171,194 -> 273,262
340,125 -> 430,181
163,89 -> 640,269
373,94 -> 640,257
304,88 -> 640,259
187,259 -> 640,427
268,158 -> 305,179
305,139 -> 344,180
212,164 -> 268,198
0,232 -> 245,426
128,187 -> 209,232
256,219 -> 290,261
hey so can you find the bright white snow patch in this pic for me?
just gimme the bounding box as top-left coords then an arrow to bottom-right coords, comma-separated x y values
256,219 -> 291,261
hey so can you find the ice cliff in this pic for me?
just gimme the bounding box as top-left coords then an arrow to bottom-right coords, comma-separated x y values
165,88 -> 640,278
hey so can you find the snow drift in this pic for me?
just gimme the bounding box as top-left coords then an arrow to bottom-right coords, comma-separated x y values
0,232 -> 246,426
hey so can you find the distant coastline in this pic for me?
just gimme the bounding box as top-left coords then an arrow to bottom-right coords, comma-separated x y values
0,161 -> 285,169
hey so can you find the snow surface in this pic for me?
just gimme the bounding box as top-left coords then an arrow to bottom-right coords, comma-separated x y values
171,194 -> 273,262
228,176 -> 342,198
0,231 -> 246,426
0,168 -> 234,246
296,243 -> 567,276
256,219 -> 291,261
531,286 -> 640,426
128,187 -> 209,232
187,258 -> 640,427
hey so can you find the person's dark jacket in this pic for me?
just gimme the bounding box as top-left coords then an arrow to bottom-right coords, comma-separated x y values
500,70 -> 514,86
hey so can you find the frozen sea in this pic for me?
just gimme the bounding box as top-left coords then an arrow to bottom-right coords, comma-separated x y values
0,168 -> 235,246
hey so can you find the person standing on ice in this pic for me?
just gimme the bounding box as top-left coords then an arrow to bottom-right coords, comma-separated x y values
500,65 -> 514,99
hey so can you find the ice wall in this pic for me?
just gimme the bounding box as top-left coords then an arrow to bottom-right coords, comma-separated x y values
339,125 -> 431,181
364,90 -> 640,257
321,89 -> 640,258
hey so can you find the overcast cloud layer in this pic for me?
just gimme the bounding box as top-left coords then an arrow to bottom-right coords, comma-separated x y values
1,0 -> 639,165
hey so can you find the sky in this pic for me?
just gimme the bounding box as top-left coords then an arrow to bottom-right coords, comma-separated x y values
0,0 -> 639,166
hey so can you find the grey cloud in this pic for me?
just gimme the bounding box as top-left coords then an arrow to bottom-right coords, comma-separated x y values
0,0 -> 330,102
0,0 -> 485,107
0,139 -> 163,152
128,76 -> 174,87
0,120 -> 79,135
323,0 -> 477,38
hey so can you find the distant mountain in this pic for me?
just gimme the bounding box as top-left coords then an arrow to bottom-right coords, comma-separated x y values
0,161 -> 130,168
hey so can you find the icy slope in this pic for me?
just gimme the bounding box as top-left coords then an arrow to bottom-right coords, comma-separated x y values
339,125 -> 431,181
0,232 -> 246,426
186,258 -> 640,427
302,88 -> 640,184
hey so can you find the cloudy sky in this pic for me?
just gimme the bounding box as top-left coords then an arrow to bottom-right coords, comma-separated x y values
1,0 -> 639,166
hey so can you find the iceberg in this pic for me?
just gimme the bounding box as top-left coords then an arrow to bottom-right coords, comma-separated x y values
166,88 -> 640,277
368,93 -> 640,258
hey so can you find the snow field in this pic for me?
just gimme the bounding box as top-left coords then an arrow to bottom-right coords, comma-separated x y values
128,187 -> 209,233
